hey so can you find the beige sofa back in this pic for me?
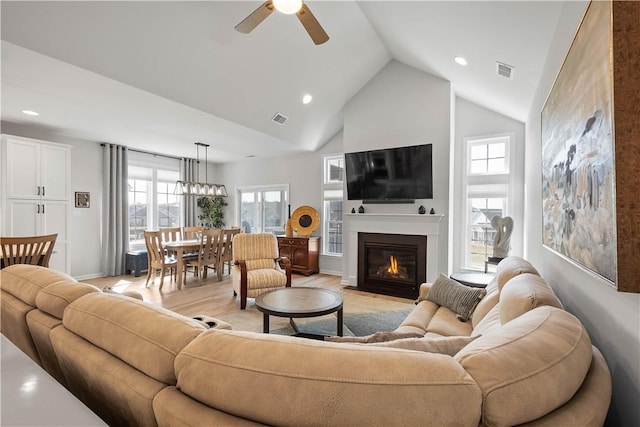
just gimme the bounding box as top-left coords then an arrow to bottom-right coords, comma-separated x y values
51,293 -> 207,427
457,306 -> 593,426
0,264 -> 79,365
160,329 -> 483,427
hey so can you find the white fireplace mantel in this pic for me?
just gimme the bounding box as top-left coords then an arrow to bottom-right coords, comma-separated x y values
342,213 -> 444,287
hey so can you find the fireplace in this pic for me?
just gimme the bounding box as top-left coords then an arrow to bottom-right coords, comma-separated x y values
357,233 -> 427,299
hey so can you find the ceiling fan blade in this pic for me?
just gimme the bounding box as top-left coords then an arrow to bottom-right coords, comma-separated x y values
296,4 -> 329,45
235,0 -> 275,34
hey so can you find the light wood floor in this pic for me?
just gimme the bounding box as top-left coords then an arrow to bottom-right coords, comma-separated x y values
83,268 -> 414,319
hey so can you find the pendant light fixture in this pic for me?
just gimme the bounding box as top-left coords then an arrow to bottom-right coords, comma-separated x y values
174,142 -> 228,197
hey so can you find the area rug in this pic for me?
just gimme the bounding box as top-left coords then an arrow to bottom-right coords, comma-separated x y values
214,291 -> 413,338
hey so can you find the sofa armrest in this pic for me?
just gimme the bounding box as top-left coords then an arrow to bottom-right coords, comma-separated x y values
416,282 -> 433,303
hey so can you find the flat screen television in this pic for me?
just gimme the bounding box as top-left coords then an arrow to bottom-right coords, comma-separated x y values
345,143 -> 433,203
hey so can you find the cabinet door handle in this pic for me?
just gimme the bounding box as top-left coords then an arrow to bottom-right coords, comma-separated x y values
37,204 -> 40,214
42,204 -> 45,214
37,186 -> 41,196
42,186 -> 45,196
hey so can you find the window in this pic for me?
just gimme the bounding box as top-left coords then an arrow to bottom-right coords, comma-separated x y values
237,185 -> 289,234
128,162 -> 180,249
464,136 -> 510,270
323,155 -> 344,256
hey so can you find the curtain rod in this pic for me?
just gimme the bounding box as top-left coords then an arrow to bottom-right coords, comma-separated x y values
100,143 -> 196,162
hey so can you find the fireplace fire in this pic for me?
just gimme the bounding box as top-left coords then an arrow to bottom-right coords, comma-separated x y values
358,233 -> 427,299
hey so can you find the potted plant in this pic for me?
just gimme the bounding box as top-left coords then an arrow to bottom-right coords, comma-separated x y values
197,196 -> 228,229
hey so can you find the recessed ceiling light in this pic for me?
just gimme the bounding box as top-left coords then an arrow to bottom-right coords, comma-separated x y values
454,56 -> 468,66
22,110 -> 40,116
302,94 -> 313,104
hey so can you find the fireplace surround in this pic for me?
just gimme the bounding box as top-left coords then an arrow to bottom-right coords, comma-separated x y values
343,213 -> 444,296
358,232 -> 427,299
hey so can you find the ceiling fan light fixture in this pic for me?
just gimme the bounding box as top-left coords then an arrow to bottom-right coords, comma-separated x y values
273,0 -> 303,15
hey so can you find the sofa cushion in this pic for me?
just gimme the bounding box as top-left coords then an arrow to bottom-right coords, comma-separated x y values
495,256 -> 539,291
455,306 -> 593,426
175,329 -> 483,426
36,281 -> 101,319
62,292 -> 207,384
426,306 -> 474,336
471,303 -> 502,338
426,274 -> 486,321
395,299 -> 439,334
0,264 -> 77,306
368,335 -> 478,356
471,285 -> 500,328
500,273 -> 564,324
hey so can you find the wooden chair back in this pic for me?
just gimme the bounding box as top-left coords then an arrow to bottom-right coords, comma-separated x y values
220,228 -> 241,274
0,234 -> 58,268
200,229 -> 223,267
182,226 -> 203,240
144,231 -> 166,267
159,227 -> 181,243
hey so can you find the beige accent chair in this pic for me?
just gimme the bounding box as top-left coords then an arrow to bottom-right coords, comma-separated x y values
0,234 -> 57,268
144,230 -> 178,290
232,233 -> 291,309
185,229 -> 223,281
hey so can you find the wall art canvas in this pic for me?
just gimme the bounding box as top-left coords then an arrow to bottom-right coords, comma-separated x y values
541,0 -> 616,284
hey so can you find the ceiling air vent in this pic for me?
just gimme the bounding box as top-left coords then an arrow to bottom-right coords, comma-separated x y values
272,113 -> 288,125
496,62 -> 514,80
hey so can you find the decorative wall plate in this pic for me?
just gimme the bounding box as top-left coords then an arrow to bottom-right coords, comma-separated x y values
291,205 -> 320,237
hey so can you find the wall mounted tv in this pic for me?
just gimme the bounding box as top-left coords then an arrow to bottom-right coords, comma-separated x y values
345,143 -> 433,203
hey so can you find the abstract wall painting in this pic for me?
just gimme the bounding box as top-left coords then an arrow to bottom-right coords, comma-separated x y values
541,0 -> 616,284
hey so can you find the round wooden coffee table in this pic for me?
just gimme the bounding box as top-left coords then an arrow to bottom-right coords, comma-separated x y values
255,287 -> 343,337
450,272 -> 494,288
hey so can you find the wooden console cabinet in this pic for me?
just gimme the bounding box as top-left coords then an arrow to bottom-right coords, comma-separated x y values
277,236 -> 319,276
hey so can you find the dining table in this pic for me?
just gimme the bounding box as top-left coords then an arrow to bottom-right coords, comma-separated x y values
164,237 -> 228,289
164,239 -> 202,290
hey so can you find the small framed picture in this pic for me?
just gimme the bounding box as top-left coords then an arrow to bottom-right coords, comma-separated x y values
75,191 -> 90,208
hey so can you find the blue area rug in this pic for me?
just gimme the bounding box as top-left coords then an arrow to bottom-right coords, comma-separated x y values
271,309 -> 412,337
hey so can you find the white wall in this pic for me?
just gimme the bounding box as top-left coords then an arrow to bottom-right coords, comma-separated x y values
452,98 -> 525,272
216,131 -> 344,275
524,1 -> 640,425
343,60 -> 452,277
1,122 -> 103,279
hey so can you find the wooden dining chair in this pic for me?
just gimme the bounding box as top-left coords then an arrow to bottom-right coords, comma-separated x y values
219,228 -> 241,275
182,226 -> 203,240
159,227 -> 181,243
0,234 -> 58,268
185,229 -> 223,281
143,230 -> 178,290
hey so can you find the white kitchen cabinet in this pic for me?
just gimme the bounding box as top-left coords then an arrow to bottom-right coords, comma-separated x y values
1,135 -> 71,273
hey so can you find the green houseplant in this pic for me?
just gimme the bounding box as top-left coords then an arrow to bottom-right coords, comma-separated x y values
197,196 -> 228,229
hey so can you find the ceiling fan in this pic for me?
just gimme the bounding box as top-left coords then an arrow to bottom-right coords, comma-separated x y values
235,0 -> 329,45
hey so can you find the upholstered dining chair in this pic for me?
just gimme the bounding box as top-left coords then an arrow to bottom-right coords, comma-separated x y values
143,230 -> 178,290
219,228 -> 241,275
0,233 -> 58,268
185,229 -> 223,281
232,233 -> 291,309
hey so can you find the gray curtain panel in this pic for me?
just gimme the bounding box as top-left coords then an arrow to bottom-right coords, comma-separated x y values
102,144 -> 129,276
181,157 -> 198,227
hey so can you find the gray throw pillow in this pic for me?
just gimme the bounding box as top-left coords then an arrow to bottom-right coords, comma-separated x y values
426,274 -> 487,321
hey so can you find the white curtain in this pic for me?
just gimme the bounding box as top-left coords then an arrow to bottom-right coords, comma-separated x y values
102,144 -> 129,276
181,158 -> 198,227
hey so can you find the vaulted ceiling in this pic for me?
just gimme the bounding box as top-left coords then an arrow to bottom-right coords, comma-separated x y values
1,1 -> 576,162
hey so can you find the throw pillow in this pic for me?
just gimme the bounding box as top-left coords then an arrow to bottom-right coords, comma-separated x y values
369,335 -> 478,356
426,274 -> 487,322
325,331 -> 424,343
